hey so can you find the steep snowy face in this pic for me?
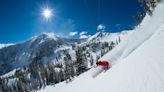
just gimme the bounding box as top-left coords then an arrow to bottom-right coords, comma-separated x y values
100,1 -> 164,65
0,33 -> 77,75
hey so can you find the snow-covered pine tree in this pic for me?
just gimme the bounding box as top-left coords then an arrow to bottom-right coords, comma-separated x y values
139,0 -> 161,15
75,46 -> 88,76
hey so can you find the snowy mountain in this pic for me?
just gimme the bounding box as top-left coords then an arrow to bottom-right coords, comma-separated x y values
85,31 -> 130,44
0,31 -> 129,76
0,33 -> 79,75
38,1 -> 164,92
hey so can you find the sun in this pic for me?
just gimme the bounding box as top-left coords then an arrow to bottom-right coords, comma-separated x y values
41,7 -> 53,21
43,8 -> 52,18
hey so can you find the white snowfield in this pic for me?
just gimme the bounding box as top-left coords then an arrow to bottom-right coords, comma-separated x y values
39,1 -> 164,92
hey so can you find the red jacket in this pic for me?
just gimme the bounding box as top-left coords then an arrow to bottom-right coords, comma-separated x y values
97,61 -> 110,68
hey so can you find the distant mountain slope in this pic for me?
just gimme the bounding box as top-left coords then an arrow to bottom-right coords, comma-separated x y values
80,31 -> 130,46
0,33 -> 79,75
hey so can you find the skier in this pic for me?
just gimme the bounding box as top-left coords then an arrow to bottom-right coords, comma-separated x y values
91,60 -> 110,78
96,61 -> 110,71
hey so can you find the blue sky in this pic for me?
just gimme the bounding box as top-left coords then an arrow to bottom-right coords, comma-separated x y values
0,0 -> 143,43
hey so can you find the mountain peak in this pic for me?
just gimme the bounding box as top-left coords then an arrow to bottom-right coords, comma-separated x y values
39,32 -> 59,40
29,32 -> 62,44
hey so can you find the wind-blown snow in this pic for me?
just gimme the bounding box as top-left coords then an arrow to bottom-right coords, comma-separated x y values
39,1 -> 164,92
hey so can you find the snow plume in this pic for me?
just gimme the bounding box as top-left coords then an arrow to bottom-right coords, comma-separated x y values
97,24 -> 106,31
69,31 -> 78,36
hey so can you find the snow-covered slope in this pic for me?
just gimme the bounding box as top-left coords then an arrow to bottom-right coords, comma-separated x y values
99,1 -> 164,66
49,23 -> 164,92
39,1 -> 164,92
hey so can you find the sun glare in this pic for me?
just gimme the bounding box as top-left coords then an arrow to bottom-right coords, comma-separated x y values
41,7 -> 53,21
